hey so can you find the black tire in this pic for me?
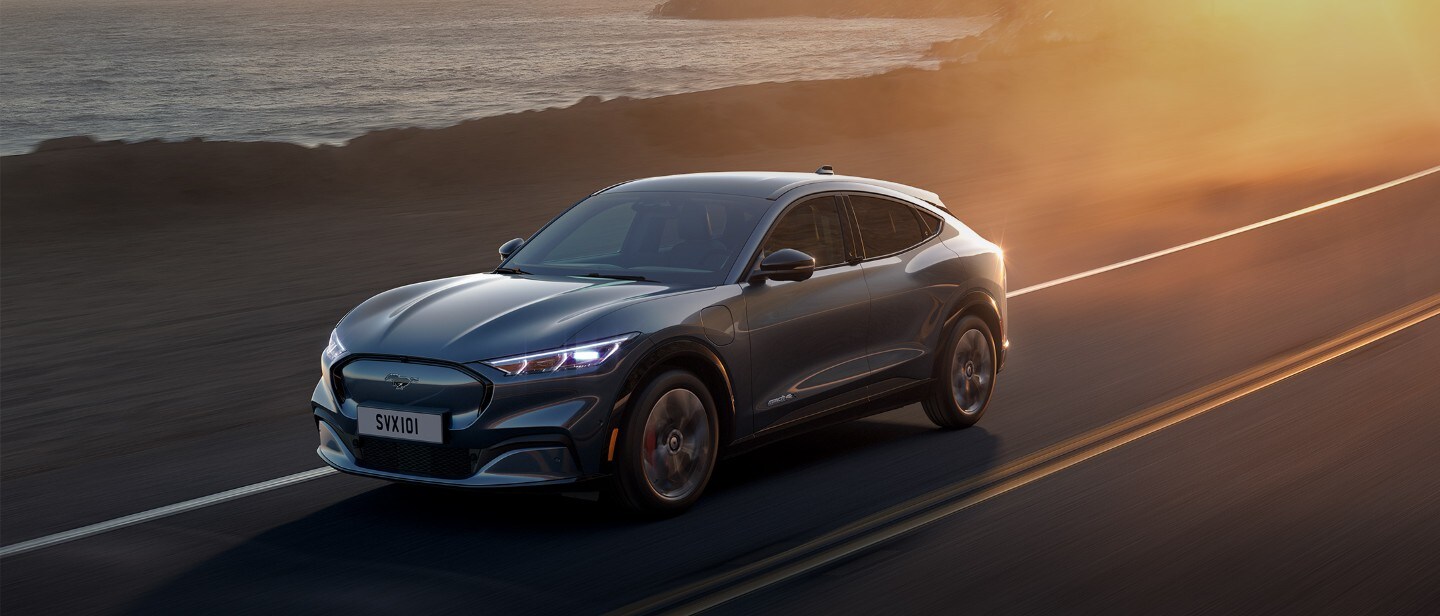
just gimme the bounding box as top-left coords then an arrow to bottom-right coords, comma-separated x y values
922,315 -> 998,429
609,369 -> 719,516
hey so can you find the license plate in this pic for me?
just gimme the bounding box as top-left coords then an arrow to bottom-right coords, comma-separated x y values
358,406 -> 444,444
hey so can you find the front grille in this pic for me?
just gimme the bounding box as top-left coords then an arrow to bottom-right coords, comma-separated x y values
335,357 -> 491,416
357,439 -> 475,479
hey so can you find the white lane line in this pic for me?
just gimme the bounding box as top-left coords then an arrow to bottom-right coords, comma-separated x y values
2,163 -> 1435,559
1006,164 -> 1440,298
0,468 -> 336,558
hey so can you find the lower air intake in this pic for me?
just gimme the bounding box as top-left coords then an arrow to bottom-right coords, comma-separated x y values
357,440 -> 474,479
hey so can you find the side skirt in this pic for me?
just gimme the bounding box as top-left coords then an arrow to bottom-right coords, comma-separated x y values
723,378 -> 936,458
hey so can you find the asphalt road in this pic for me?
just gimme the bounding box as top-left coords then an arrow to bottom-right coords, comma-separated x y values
715,314 -> 1440,616
2,169 -> 1438,615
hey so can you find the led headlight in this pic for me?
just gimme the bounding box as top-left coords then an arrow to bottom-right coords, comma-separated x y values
483,334 -> 636,376
322,329 -> 348,364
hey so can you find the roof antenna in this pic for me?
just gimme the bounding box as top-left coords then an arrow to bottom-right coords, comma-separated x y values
815,165 -> 835,175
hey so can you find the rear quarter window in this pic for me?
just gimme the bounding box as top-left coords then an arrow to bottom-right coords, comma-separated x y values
850,194 -> 930,258
914,208 -> 942,236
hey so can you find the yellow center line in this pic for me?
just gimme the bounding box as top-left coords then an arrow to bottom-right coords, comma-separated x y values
614,294 -> 1440,615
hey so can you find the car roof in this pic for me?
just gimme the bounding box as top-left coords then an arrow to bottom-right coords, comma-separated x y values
597,171 -> 944,208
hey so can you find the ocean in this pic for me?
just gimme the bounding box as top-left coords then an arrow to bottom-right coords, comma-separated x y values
0,0 -> 985,155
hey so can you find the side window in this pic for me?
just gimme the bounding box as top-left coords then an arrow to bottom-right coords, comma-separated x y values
762,196 -> 847,267
850,195 -> 928,258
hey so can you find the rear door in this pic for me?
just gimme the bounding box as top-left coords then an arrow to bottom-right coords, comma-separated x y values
743,195 -> 873,431
847,193 -> 949,393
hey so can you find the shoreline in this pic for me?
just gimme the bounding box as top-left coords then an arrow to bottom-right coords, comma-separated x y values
0,3 -> 989,158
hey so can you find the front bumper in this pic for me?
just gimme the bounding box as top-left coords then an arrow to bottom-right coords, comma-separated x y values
315,419 -> 583,487
312,351 -> 633,489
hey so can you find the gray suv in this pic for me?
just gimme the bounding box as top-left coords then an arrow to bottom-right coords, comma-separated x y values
313,168 -> 1007,514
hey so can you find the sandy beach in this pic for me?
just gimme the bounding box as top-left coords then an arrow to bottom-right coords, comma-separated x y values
3,4 -> 1439,481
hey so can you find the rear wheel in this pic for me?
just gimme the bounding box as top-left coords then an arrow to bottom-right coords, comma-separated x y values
610,370 -> 719,515
922,315 -> 998,429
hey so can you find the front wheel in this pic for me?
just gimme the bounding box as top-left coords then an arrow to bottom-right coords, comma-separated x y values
610,370 -> 719,515
922,315 -> 998,429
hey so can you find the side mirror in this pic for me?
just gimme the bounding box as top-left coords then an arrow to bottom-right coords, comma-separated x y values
498,237 -> 525,260
753,248 -> 816,283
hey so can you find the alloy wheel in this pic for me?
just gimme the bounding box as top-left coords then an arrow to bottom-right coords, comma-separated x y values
950,327 -> 994,415
640,388 -> 713,501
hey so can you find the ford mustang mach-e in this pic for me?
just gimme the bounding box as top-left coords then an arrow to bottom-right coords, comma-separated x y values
313,168 -> 1007,514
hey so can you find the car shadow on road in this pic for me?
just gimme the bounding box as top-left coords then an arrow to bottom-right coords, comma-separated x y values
120,409 -> 999,615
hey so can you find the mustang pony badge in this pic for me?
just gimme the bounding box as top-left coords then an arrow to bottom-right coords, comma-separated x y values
384,373 -> 420,390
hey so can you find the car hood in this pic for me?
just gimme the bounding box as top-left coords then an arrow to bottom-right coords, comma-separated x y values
336,273 -> 677,364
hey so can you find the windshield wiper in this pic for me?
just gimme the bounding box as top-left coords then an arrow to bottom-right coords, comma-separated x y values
494,266 -> 532,275
580,272 -> 651,282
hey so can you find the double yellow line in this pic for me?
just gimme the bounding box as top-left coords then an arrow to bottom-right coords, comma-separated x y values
614,293 -> 1440,615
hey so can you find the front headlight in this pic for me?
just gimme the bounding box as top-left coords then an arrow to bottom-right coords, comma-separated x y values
322,329 -> 348,364
482,334 -> 636,376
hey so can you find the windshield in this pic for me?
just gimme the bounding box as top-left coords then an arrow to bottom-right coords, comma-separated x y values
503,191 -> 771,285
